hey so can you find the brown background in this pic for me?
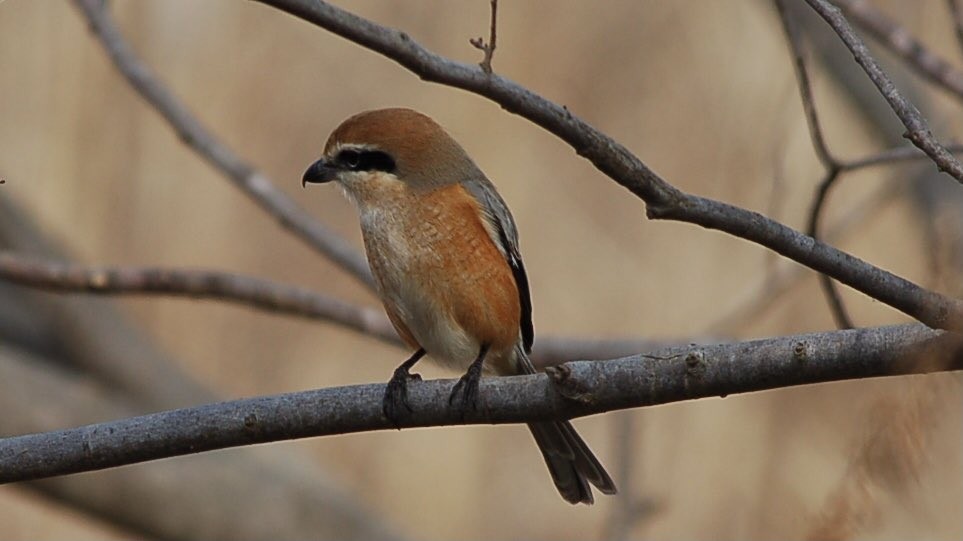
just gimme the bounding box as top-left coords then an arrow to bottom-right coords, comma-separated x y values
0,1 -> 960,539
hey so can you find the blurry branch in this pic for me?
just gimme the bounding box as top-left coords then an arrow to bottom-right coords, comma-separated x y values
803,0 -> 963,181
469,0 -> 498,74
835,0 -> 963,101
0,196 -> 402,541
255,0 -> 963,330
0,195 -> 212,408
0,249 -> 676,365
1,324 -> 959,484
950,0 -> 963,59
706,178 -> 902,335
70,0 -> 375,289
0,251 -> 399,345
775,0 -> 853,329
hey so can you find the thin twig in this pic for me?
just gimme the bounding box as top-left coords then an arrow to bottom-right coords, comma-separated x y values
775,0 -> 838,170
807,171 -> 855,328
70,0 -> 374,288
840,143 -> 963,170
804,0 -> 963,182
469,0 -> 498,73
834,0 -> 963,101
0,324 -> 958,485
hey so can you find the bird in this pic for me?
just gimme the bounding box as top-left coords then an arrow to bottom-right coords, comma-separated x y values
302,108 -> 616,504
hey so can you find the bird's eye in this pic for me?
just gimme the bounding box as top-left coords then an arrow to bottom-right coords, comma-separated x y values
337,149 -> 396,173
338,150 -> 361,169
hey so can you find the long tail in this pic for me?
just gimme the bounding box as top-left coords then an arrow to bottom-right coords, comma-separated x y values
527,421 -> 617,504
515,346 -> 617,504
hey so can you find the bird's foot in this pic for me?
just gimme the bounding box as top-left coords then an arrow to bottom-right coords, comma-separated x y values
382,367 -> 422,428
448,364 -> 482,420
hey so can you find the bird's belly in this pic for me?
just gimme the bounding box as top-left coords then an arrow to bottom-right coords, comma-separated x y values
361,216 -> 482,371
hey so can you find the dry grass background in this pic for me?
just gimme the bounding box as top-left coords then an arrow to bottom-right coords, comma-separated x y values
0,0 -> 960,539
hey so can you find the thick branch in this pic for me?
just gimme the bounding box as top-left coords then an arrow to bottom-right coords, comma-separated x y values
1,324 -> 959,484
70,0 -> 374,288
252,0 -> 963,330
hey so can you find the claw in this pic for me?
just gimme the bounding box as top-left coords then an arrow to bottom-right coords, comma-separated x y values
448,344 -> 489,419
381,349 -> 426,428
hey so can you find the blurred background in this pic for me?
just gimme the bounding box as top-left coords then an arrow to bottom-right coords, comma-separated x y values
0,0 -> 961,539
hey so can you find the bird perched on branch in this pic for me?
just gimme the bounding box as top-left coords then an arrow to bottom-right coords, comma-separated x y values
302,108 -> 615,504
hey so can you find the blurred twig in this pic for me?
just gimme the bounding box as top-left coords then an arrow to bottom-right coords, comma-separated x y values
469,0 -> 498,73
0,251 -> 399,345
775,0 -> 854,329
70,0 -> 374,288
257,0 -> 963,331
835,0 -> 963,101
949,0 -> 963,59
0,324 -> 959,485
706,178 -> 902,335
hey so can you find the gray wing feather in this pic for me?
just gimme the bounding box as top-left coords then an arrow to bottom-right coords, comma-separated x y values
463,177 -> 534,354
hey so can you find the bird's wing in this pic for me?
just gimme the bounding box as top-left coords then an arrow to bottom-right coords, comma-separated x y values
464,177 -> 534,354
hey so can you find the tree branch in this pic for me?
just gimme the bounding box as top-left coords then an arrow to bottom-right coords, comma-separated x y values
251,0 -> 963,330
1,324 -> 959,484
70,0 -> 374,288
803,0 -> 963,181
834,0 -> 963,101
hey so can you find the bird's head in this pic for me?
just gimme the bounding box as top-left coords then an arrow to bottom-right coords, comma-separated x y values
302,108 -> 480,205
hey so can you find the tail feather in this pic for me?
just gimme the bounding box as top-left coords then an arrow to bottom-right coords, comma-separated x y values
516,346 -> 617,504
527,421 -> 617,504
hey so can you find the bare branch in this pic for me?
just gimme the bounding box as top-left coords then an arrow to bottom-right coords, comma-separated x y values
253,0 -> 963,331
469,0 -> 498,73
804,0 -> 963,182
69,0 -> 374,288
834,0 -> 963,101
1,324 -> 959,485
0,251 -> 398,345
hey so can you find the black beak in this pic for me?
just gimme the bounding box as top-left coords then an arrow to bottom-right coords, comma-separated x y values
302,158 -> 337,187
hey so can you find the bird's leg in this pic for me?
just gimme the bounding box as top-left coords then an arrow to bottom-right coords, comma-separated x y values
382,348 -> 426,428
448,344 -> 490,418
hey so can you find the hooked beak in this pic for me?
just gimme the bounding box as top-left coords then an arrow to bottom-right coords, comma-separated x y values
302,158 -> 337,187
